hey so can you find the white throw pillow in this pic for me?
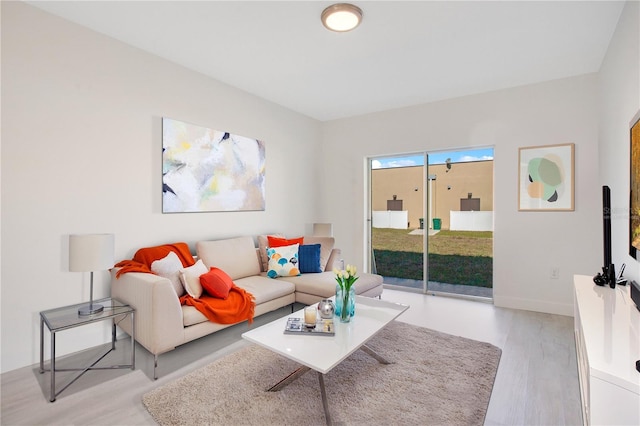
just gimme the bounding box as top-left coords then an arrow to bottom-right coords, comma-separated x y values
179,259 -> 208,299
151,251 -> 185,297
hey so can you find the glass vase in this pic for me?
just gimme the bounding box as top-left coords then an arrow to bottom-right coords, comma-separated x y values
335,284 -> 355,323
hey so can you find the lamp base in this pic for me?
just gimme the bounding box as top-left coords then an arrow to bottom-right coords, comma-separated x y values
78,303 -> 104,316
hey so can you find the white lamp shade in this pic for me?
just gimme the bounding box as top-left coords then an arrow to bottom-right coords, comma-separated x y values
69,234 -> 115,272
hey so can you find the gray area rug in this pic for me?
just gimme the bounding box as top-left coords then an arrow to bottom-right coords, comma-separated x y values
143,321 -> 501,426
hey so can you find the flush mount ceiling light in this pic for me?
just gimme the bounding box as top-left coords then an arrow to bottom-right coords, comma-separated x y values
321,3 -> 363,32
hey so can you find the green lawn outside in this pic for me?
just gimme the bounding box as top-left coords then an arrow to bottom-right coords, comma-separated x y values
371,228 -> 493,288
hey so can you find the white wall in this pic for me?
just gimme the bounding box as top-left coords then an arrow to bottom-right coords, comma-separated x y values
321,74 -> 601,316
1,2 -> 321,373
598,1 -> 640,284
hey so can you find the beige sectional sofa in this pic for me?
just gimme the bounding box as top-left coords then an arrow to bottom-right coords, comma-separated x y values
111,235 -> 383,378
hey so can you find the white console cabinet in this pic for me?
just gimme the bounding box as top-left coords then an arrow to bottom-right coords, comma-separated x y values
573,275 -> 640,425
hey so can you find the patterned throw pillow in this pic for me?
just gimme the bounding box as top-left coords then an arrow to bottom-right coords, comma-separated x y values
266,244 -> 300,278
298,244 -> 322,273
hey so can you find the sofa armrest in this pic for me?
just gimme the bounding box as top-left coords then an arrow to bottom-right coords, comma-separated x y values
110,269 -> 184,355
325,248 -> 342,271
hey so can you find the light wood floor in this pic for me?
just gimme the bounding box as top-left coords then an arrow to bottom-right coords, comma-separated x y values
1,289 -> 582,425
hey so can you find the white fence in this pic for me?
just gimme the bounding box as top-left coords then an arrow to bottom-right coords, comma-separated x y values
449,211 -> 493,231
373,210 -> 493,231
372,211 -> 408,229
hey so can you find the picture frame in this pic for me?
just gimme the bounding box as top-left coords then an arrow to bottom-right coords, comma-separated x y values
518,143 -> 574,211
162,118 -> 266,213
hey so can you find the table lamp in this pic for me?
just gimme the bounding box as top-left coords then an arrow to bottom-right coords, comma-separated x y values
69,233 -> 115,316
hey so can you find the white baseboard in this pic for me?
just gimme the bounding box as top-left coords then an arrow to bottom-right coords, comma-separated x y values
493,295 -> 573,317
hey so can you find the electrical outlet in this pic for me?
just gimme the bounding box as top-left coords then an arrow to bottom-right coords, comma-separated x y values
550,267 -> 560,279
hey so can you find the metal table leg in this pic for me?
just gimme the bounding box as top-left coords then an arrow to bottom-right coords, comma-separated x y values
267,345 -> 392,426
39,317 -> 44,374
360,344 -> 392,364
268,366 -> 332,425
130,311 -> 135,369
50,331 -> 56,402
267,365 -> 311,391
318,372 -> 332,426
112,320 -> 116,351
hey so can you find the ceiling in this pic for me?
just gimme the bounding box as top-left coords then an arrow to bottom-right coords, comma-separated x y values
27,1 -> 625,121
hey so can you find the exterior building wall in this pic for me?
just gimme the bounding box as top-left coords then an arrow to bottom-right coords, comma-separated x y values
371,166 -> 424,229
372,160 -> 494,230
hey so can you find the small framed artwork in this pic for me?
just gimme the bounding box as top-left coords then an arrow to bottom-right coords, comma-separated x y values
518,143 -> 575,211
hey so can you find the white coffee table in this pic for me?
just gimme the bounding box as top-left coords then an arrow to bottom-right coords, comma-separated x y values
242,296 -> 409,425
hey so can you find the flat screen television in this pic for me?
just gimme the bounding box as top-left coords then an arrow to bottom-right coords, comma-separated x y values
629,111 -> 640,261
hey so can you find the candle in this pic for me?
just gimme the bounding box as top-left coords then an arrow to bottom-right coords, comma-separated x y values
304,306 -> 317,326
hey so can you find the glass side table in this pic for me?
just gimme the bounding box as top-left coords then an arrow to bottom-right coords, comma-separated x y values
39,297 -> 135,402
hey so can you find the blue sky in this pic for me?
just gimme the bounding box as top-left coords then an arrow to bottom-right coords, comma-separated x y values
371,148 -> 494,169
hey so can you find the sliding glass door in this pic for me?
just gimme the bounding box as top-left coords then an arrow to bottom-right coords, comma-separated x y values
368,148 -> 494,299
369,153 -> 427,292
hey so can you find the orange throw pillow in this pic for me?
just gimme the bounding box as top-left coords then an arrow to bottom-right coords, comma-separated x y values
267,236 -> 304,248
200,267 -> 234,299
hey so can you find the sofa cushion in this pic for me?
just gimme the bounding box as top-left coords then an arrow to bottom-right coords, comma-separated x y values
257,234 -> 284,272
182,275 -> 296,327
234,275 -> 295,304
180,259 -> 208,299
301,236 -> 335,271
267,244 -> 300,278
200,267 -> 233,299
298,244 -> 322,273
151,251 -> 185,297
182,306 -> 210,327
277,271 -> 383,298
196,237 -> 261,280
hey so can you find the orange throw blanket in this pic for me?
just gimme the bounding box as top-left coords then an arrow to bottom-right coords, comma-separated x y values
180,285 -> 255,325
114,242 -> 195,277
115,242 -> 255,325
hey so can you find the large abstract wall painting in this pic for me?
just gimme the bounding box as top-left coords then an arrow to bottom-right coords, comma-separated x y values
518,143 -> 574,211
162,118 -> 266,213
